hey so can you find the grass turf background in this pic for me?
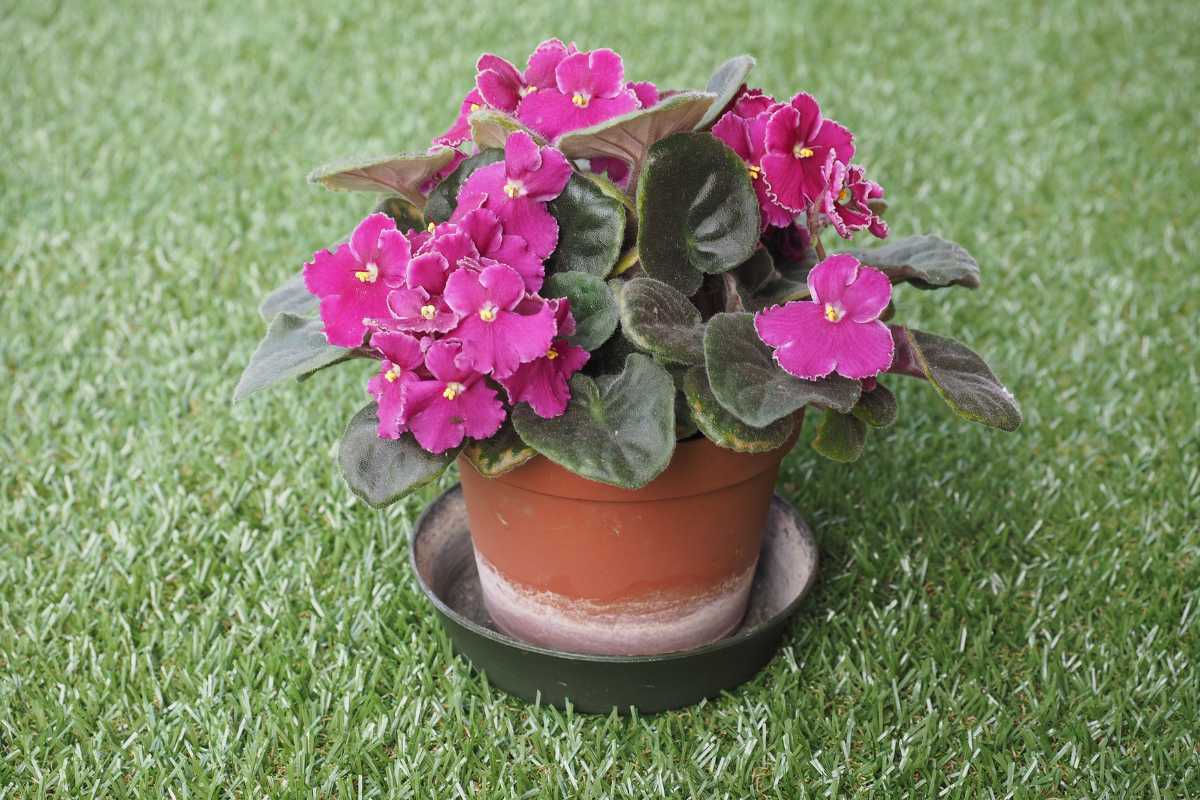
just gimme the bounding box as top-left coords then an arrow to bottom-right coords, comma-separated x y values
2,0 -> 1198,796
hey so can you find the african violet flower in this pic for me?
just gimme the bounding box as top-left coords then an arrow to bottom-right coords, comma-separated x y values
402,340 -> 507,454
304,213 -> 410,347
820,156 -> 889,239
517,48 -> 638,140
498,298 -> 589,418
444,261 -> 558,378
366,330 -> 425,439
434,88 -> 484,148
454,208 -> 544,292
475,39 -> 577,112
453,131 -> 571,259
761,93 -> 855,213
754,254 -> 894,380
712,107 -> 794,229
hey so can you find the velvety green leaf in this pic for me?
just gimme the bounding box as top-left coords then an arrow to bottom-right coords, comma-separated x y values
541,272 -> 618,351
469,109 -> 543,150
905,328 -> 1022,431
617,277 -> 705,365
423,149 -> 504,224
462,421 -> 536,478
811,411 -> 868,463
750,276 -> 810,310
512,353 -> 675,489
852,383 -> 898,427
557,92 -> 716,187
308,148 -> 457,207
338,404 -> 456,508
694,55 -> 756,130
849,235 -> 981,290
733,247 -> 775,294
584,328 -> 641,377
373,195 -> 425,232
545,173 -> 626,277
684,366 -> 795,453
234,312 -> 355,402
704,312 -> 861,426
637,133 -> 760,294
259,271 -> 317,321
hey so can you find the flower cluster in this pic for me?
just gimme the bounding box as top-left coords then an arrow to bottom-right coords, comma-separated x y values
303,131 -> 589,453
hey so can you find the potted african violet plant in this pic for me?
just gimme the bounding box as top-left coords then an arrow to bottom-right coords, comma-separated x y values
236,41 -> 1021,657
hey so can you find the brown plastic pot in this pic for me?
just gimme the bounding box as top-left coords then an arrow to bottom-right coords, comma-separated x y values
457,424 -> 800,657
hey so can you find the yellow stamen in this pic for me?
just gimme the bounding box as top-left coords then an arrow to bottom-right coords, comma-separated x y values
384,367 -> 402,383
519,85 -> 537,97
793,145 -> 815,159
479,306 -> 498,322
837,187 -> 850,205
469,103 -> 481,113
503,180 -> 522,199
546,347 -> 558,360
824,303 -> 844,323
747,165 -> 761,180
571,92 -> 589,108
419,304 -> 437,320
427,222 -> 436,233
354,262 -> 379,283
442,382 -> 465,400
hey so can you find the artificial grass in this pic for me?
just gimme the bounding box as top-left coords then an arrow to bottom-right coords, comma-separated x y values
1,0 -> 1197,797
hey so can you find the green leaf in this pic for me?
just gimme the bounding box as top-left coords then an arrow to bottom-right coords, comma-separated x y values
541,272 -> 618,351
308,148 -> 458,207
557,92 -> 716,188
694,55 -> 756,130
704,312 -> 861,427
684,366 -> 795,453
852,383 -> 898,427
338,404 -> 456,508
234,312 -> 355,402
904,328 -> 1022,431
469,109 -> 543,150
750,276 -> 810,310
545,173 -> 626,277
849,235 -> 981,290
733,247 -> 775,294
373,195 -> 425,232
423,149 -> 504,224
513,353 -> 675,489
811,411 -> 868,463
584,328 -> 641,377
259,271 -> 317,321
462,421 -> 536,478
617,277 -> 705,365
637,133 -> 760,295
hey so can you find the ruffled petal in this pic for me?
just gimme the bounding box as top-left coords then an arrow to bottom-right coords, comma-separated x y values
824,318 -> 895,379
806,254 -> 860,306
349,213 -> 395,264
840,265 -> 892,322
525,39 -> 574,89
375,229 -> 412,287
303,244 -> 357,299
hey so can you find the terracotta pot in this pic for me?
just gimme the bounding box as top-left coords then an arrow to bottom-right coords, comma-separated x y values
457,427 -> 799,656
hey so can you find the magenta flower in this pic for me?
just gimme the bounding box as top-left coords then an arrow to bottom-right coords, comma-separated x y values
366,330 -> 425,439
588,156 -> 630,188
433,88 -> 484,148
628,81 -> 659,109
760,93 -> 855,213
732,88 -> 778,118
386,285 -> 459,334
516,48 -> 638,140
452,130 -> 570,259
475,53 -> 526,112
754,254 -> 894,380
498,299 -> 589,418
455,207 -> 544,292
403,340 -> 506,454
820,156 -> 889,239
524,39 -> 577,90
444,262 -> 557,378
712,110 -> 794,229
303,213 -> 411,347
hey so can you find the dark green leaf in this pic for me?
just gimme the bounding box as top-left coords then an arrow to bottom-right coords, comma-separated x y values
811,411 -> 868,463
557,92 -> 716,187
849,235 -> 981,290
423,149 -> 504,224
733,247 -> 775,294
852,383 -> 898,427
234,312 -> 356,402
373,196 -> 425,232
905,328 -> 1022,431
308,148 -> 458,206
545,173 -> 626,277
704,312 -> 861,426
684,367 -> 795,453
636,133 -> 760,295
513,353 -> 675,489
694,55 -> 756,130
259,271 -> 317,321
338,404 -> 456,508
617,277 -> 705,365
584,328 -> 642,377
541,272 -> 619,351
462,421 -> 536,477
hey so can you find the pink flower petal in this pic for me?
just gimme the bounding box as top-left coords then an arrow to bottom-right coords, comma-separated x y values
303,244 -> 357,299
764,104 -> 803,154
822,318 -> 895,378
628,81 -> 659,108
807,253 -> 860,306
476,53 -> 523,112
375,229 -> 412,287
498,338 -> 589,417
755,302 -> 837,379
504,130 -> 543,177
525,39 -> 575,89
712,112 -> 753,162
406,252 -> 449,294
370,330 -> 423,368
840,265 -> 892,322
434,89 -> 484,147
349,213 -> 396,264
760,152 -> 808,213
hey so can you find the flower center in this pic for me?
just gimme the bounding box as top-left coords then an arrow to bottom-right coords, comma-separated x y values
426,222 -> 436,232
519,85 -> 537,97
571,91 -> 590,108
793,145 -> 815,159
384,366 -> 402,383
354,262 -> 379,283
469,103 -> 481,113
419,304 -> 437,320
824,302 -> 845,323
837,187 -> 850,205
503,179 -> 525,199
747,164 -> 761,180
479,303 -> 499,322
546,346 -> 559,360
442,382 -> 465,400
